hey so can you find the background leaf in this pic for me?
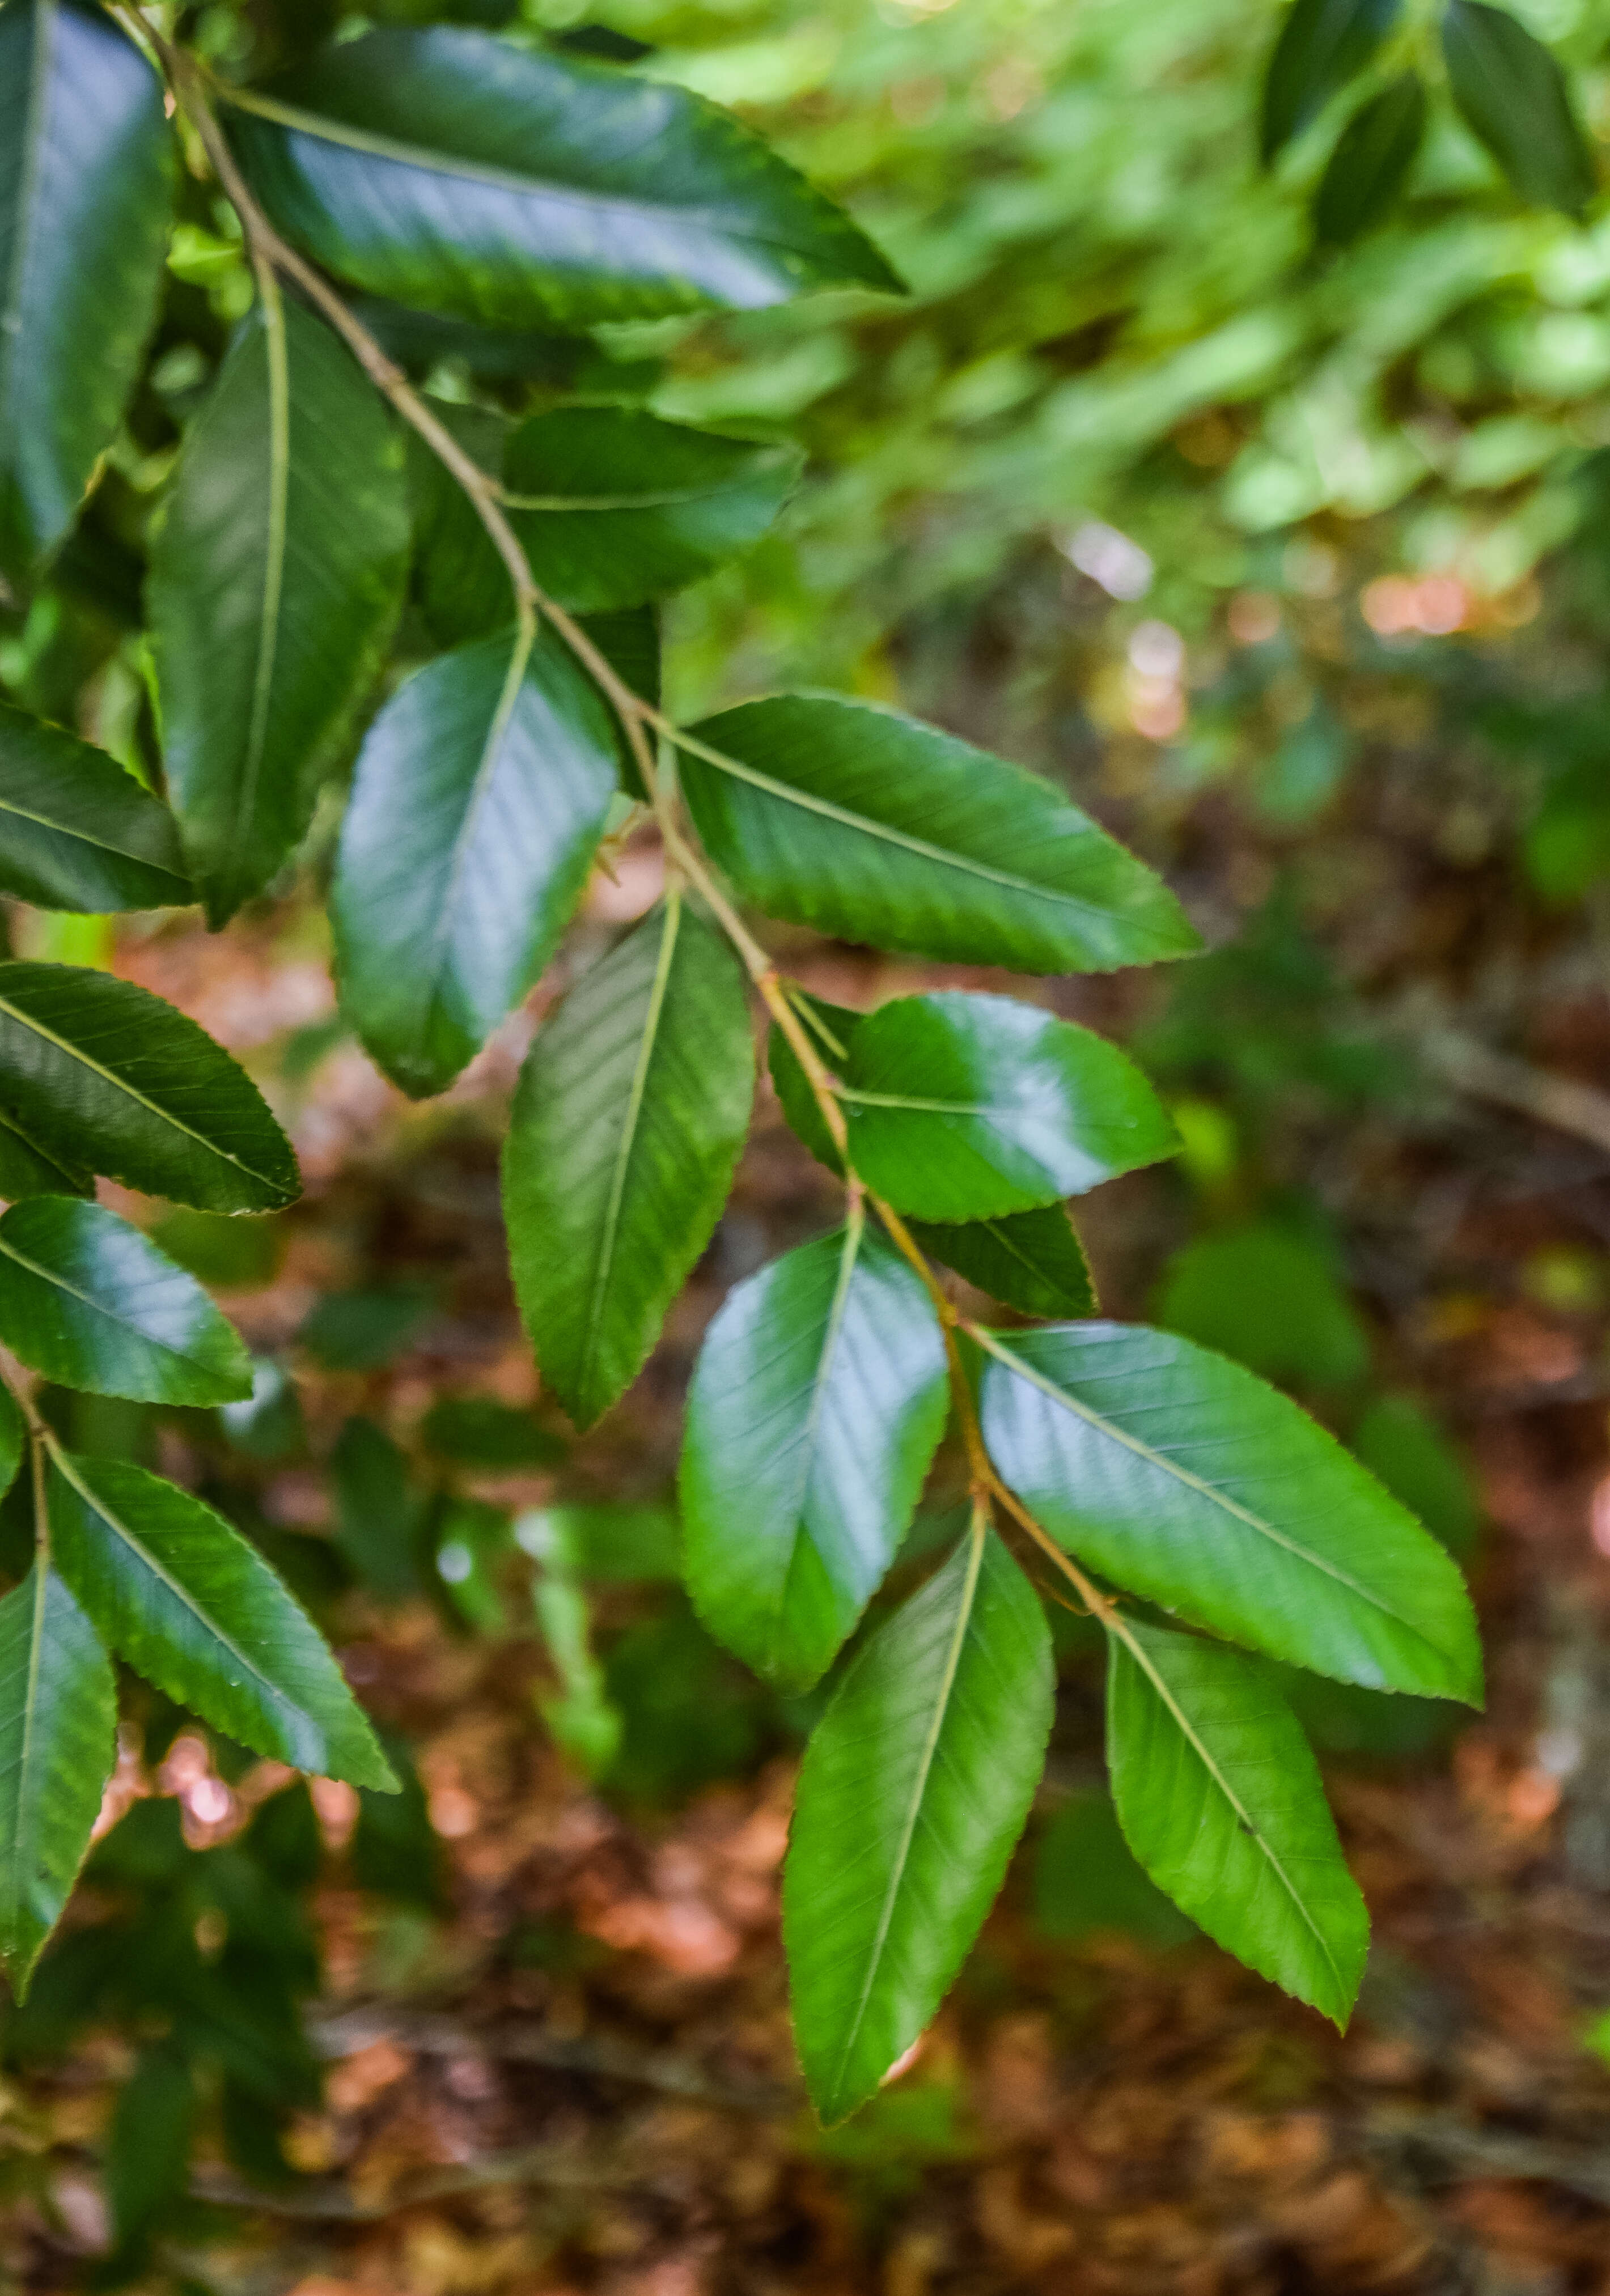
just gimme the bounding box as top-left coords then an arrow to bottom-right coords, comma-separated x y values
0,704 -> 189,913
1442,0 -> 1594,214
332,626 -> 619,1097
0,963 -> 300,1213
0,1198 -> 253,1406
909,1206 -> 1096,1319
149,295 -> 409,926
784,1527 -> 1054,2124
1260,0 -> 1400,163
224,28 -> 900,329
1312,74 -> 1426,245
506,893 -> 754,1431
679,696 -> 1200,972
1107,1617 -> 1369,2026
681,1219 -> 949,1691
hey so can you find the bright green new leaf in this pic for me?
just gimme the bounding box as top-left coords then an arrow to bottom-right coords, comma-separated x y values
1442,0 -> 1595,215
223,28 -> 900,329
785,1526 -> 1054,2124
909,1206 -> 1096,1319
0,0 -> 174,567
0,1198 -> 253,1406
1260,0 -> 1399,164
679,696 -> 1200,973
0,704 -> 189,914
505,893 -> 755,1431
1312,74 -> 1427,245
1107,1617 -> 1369,2026
0,1564 -> 116,1998
838,991 -> 1178,1221
977,1322 -> 1482,1702
681,1215 -> 949,1691
0,1382 -> 22,1505
0,962 -> 300,1213
48,1450 -> 397,1788
333,626 -> 619,1097
149,295 -> 409,926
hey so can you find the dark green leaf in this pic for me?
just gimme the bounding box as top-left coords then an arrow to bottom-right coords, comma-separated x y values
1107,1617 -> 1368,2026
0,1383 -> 20,1504
0,1110 -> 91,1204
1442,0 -> 1594,214
47,1450 -> 397,1786
1313,73 -> 1427,244
0,0 -> 174,565
0,703 -> 189,913
1154,1219 -> 1367,1386
679,696 -> 1200,973
0,962 -> 300,1213
421,1396 -> 564,1469
909,1206 -> 1096,1319
506,894 -> 755,1430
332,1417 -> 427,1602
332,626 -> 618,1097
298,1284 -> 434,1370
838,991 -> 1177,1221
105,2045 -> 194,2253
784,1526 -> 1053,2124
1260,0 -> 1400,163
0,1198 -> 253,1406
149,295 -> 409,926
223,28 -> 901,329
0,1563 -> 116,1998
681,1215 -> 949,1691
1033,1789 -> 1194,1946
977,1322 -> 1482,1702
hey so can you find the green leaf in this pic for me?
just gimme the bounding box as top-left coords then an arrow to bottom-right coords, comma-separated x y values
148,294 -> 409,926
47,1450 -> 396,1787
223,28 -> 900,328
421,1396 -> 564,1470
1312,73 -> 1427,245
679,696 -> 1200,973
837,991 -> 1178,1221
332,1417 -> 427,1602
332,626 -> 619,1097
0,1563 -> 116,1998
681,1213 -> 950,1691
1106,1617 -> 1368,2026
105,2044 -> 194,2254
977,1322 -> 1482,1703
505,892 -> 755,1431
0,1110 -> 90,1204
768,991 -> 863,1176
909,1207 -> 1096,1319
1442,0 -> 1594,214
0,962 -> 300,1213
0,1199 -> 253,1406
1033,1788 -> 1195,1946
1260,0 -> 1400,164
0,1382 -> 21,1505
0,0 -> 174,566
0,703 -> 189,914
784,1526 -> 1053,2124
1154,1219 -> 1368,1387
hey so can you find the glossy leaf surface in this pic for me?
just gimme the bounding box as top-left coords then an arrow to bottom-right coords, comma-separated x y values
48,1452 -> 396,1787
506,894 -> 753,1431
785,1527 -> 1053,2124
0,963 -> 300,1213
149,297 -> 409,925
0,1198 -> 253,1406
1107,1618 -> 1368,2026
0,1565 -> 116,1998
909,1206 -> 1095,1319
0,0 -> 174,565
224,28 -> 900,329
0,704 -> 189,913
839,991 -> 1177,1221
1313,74 -> 1426,245
978,1322 -> 1482,1702
681,1219 -> 949,1691
0,1113 -> 88,1204
1260,0 -> 1399,163
333,627 -> 618,1097
1442,0 -> 1594,214
680,696 -> 1198,973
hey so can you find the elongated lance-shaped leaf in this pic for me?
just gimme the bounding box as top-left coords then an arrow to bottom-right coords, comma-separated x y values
505,893 -> 754,1431
1442,0 -> 1595,215
785,1525 -> 1054,2125
681,1216 -> 950,1692
333,626 -> 619,1098
1260,0 -> 1400,163
0,962 -> 300,1213
0,0 -> 175,568
977,1322 -> 1482,1703
0,1199 -> 253,1407
839,991 -> 1178,1222
679,695 -> 1199,974
0,704 -> 189,913
0,1109 -> 88,1204
0,1562 -> 117,1998
47,1451 -> 396,1788
149,294 -> 409,926
1312,74 -> 1427,247
0,1382 -> 22,1505
222,28 -> 900,330
909,1206 -> 1095,1319
1106,1617 -> 1368,2026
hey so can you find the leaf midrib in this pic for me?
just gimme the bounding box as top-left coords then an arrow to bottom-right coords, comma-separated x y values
0,1228 -> 226,1384
0,786 -> 187,885
226,283 -> 293,898
502,456 -> 790,515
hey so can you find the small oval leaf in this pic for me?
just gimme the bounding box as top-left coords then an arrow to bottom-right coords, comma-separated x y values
1313,73 -> 1427,245
1442,0 -> 1595,214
